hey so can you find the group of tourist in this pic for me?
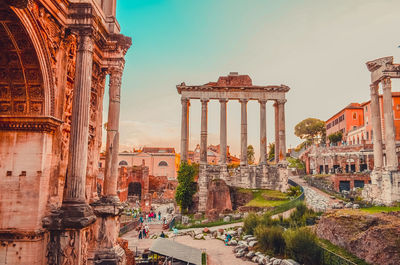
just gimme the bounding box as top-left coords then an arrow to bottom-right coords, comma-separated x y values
137,223 -> 150,239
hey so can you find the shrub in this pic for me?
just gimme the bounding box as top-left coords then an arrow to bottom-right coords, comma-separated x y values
255,225 -> 285,255
287,185 -> 302,197
243,213 -> 259,235
284,227 -> 322,265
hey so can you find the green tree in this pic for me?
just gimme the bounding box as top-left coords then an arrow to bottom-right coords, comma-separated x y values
294,118 -> 326,144
247,145 -> 255,164
327,131 -> 343,145
175,162 -> 197,212
268,142 -> 275,161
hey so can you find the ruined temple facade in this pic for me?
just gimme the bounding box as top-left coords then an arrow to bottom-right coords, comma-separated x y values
177,73 -> 290,212
362,57 -> 400,205
0,0 -> 131,264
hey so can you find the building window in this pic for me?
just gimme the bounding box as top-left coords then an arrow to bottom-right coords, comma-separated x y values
366,131 -> 369,140
353,113 -> 357,120
365,106 -> 368,112
397,104 -> 400,110
158,161 -> 168,167
119,160 -> 128,166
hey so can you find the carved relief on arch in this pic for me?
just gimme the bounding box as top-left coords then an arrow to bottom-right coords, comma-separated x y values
0,3 -> 44,116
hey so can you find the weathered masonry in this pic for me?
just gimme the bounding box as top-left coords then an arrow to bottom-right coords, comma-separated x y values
363,56 -> 400,204
0,0 -> 131,264
177,73 -> 290,212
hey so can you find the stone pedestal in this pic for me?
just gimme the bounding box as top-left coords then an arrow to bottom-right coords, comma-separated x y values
91,198 -> 125,265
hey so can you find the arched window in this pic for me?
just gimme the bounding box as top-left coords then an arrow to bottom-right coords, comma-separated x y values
119,160 -> 128,166
158,161 -> 168,167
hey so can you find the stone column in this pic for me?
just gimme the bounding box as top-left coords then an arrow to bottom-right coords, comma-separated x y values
180,97 -> 190,162
274,102 -> 280,163
382,78 -> 398,171
259,100 -> 267,164
219,99 -> 228,164
61,31 -> 96,226
240,99 -> 248,166
277,99 -> 287,161
370,83 -> 384,170
200,98 -> 209,164
103,67 -> 123,200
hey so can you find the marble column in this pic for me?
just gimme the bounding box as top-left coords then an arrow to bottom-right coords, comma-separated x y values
63,33 -> 94,205
219,99 -> 228,164
259,100 -> 267,164
103,67 -> 123,199
200,98 -> 209,164
382,78 -> 398,171
274,102 -> 280,163
240,99 -> 248,166
180,97 -> 190,162
370,83 -> 384,170
277,99 -> 287,161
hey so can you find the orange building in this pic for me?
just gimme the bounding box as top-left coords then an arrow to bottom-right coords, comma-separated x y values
345,93 -> 400,145
326,103 -> 364,143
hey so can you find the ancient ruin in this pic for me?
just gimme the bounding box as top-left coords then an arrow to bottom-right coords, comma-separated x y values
0,0 -> 131,264
177,73 -> 290,212
362,56 -> 400,204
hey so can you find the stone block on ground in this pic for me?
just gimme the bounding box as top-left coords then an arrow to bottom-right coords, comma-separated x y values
281,259 -> 300,265
223,215 -> 231,222
252,256 -> 259,263
243,234 -> 253,240
181,215 -> 189,224
249,240 -> 258,247
229,239 -> 238,246
246,236 -> 257,242
203,227 -> 210,233
272,259 -> 282,265
246,251 -> 255,259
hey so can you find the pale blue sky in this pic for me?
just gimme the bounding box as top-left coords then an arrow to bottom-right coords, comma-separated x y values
105,0 -> 400,159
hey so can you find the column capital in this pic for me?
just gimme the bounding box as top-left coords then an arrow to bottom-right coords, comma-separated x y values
276,99 -> 287,105
181,97 -> 190,104
239,98 -> 249,103
219,98 -> 229,103
200,98 -> 210,104
258,99 -> 267,104
382,78 -> 391,89
370,83 -> 379,94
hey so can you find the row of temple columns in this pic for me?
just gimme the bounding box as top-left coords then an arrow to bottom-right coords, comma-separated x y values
181,98 -> 287,165
370,78 -> 399,171
63,31 -> 123,208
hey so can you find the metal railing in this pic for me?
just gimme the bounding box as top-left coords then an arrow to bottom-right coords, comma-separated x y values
319,246 -> 359,265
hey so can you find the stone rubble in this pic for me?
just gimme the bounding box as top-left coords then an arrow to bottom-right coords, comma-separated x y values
174,225 -> 300,265
303,186 -> 330,212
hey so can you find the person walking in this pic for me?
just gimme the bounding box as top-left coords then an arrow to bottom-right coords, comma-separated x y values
158,211 -> 161,220
138,229 -> 143,240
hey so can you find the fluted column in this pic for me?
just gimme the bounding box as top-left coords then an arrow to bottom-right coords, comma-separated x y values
382,78 -> 398,171
259,100 -> 267,164
200,98 -> 209,164
180,97 -> 190,162
277,99 -> 287,161
219,98 -> 228,164
63,32 -> 94,204
103,67 -> 123,198
370,83 -> 384,170
240,99 -> 248,166
274,101 -> 280,163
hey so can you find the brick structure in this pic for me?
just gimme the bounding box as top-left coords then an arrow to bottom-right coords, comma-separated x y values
0,1 -> 132,264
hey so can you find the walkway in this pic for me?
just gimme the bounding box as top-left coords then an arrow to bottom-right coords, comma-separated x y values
290,175 -> 340,212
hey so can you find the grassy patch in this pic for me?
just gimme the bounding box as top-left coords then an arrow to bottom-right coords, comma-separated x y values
239,189 -> 290,207
318,238 -> 371,265
360,206 -> 400,213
